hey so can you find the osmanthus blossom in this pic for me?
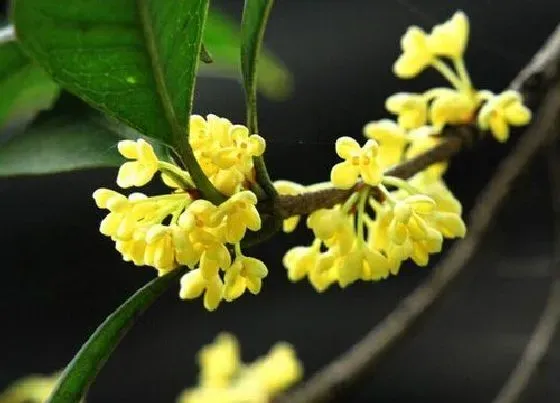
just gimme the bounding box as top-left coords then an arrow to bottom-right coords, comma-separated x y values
92,11 -> 531,311
177,334 -> 302,403
282,10 -> 530,292
93,116 -> 268,311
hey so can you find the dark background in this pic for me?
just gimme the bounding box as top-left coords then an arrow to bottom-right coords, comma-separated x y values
1,1 -> 560,402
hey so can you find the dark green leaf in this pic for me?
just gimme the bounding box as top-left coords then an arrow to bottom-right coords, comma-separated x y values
0,93 -> 176,176
0,113 -> 122,176
14,0 -> 224,203
240,0 -> 277,198
0,26 -> 59,130
47,269 -> 185,403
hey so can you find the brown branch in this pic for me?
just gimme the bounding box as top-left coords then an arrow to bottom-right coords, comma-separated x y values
491,122 -> 560,403
276,23 -> 560,403
271,23 -> 560,220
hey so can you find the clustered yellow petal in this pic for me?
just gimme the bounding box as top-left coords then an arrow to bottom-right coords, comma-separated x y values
94,120 -> 268,311
330,137 -> 382,189
478,90 -> 532,142
283,169 -> 466,291
190,114 -> 266,195
394,11 -> 469,79
178,333 -> 302,403
386,11 -> 530,145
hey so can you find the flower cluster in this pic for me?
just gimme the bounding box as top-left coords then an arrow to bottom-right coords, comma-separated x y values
93,116 -> 269,311
391,11 -> 530,143
281,11 -> 531,291
191,114 -> 266,195
178,333 -> 302,403
282,171 -> 466,291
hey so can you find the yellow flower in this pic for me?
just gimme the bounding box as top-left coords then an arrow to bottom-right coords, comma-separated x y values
189,114 -> 266,195
179,200 -> 231,278
363,119 -> 407,168
394,26 -> 434,78
427,88 -> 477,128
427,11 -> 469,58
215,191 -> 261,243
144,224 -> 177,274
309,251 -> 338,292
198,333 -> 240,388
282,243 -> 321,282
406,126 -> 447,179
213,125 -> 266,172
243,343 -> 303,396
385,92 -> 428,129
179,269 -> 224,311
389,194 -> 436,243
331,137 -> 382,188
116,139 -> 159,188
307,206 -> 354,255
410,174 -> 466,238
478,90 -> 531,142
273,180 -> 306,233
336,242 -> 389,287
0,372 -> 60,403
178,334 -> 302,403
223,256 -> 268,301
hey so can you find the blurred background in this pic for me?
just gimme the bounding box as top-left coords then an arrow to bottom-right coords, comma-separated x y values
1,0 -> 560,402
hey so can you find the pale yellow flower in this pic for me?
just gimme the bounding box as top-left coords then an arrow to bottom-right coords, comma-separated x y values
282,244 -> 321,282
427,88 -> 477,128
385,92 -> 428,129
243,343 -> 303,396
177,334 -> 302,403
309,251 -> 338,292
198,333 -> 240,388
223,256 -> 268,301
179,269 -> 224,311
363,119 -> 407,168
394,26 -> 434,78
116,139 -> 159,188
307,206 -> 354,255
213,125 -> 266,172
427,11 -> 469,58
215,191 -> 261,243
331,137 -> 382,188
478,90 -> 531,142
189,114 -> 266,195
336,242 -> 389,287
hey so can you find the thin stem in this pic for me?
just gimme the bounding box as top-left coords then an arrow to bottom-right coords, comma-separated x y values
453,57 -> 474,93
431,59 -> 465,91
234,242 -> 243,258
356,188 -> 369,242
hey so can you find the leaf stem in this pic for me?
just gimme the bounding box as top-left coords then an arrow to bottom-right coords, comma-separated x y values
47,268 -> 185,403
241,0 -> 278,200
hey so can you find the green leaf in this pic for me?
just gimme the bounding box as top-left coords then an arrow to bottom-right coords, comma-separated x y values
240,0 -> 277,198
47,269 -> 184,403
0,94 -> 174,177
202,8 -> 292,100
0,113 -> 122,176
0,26 -> 59,130
14,0 -> 224,203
